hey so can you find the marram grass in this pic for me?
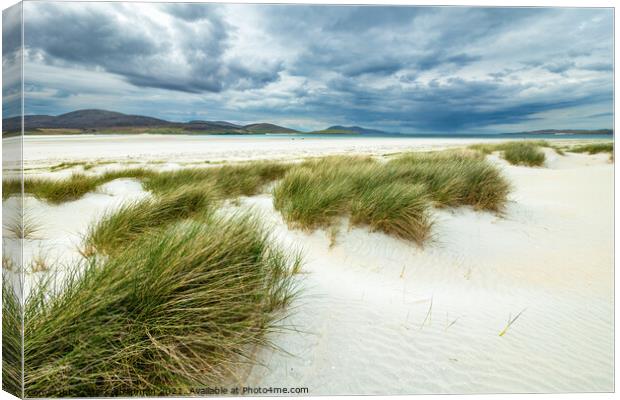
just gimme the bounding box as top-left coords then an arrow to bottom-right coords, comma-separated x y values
4,153 -> 510,247
3,166 -> 301,396
501,142 -> 546,167
3,161 -> 290,203
84,186 -> 214,256
2,168 -> 152,202
567,142 -> 613,155
386,151 -> 510,210
350,182 -> 432,244
23,213 -> 301,397
143,161 -> 291,197
469,141 -> 547,166
2,178 -> 21,201
2,276 -> 22,397
274,151 -> 510,245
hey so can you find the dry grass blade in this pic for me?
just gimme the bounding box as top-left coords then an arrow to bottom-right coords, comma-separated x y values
3,211 -> 42,240
499,308 -> 527,337
445,313 -> 459,332
420,296 -> 433,330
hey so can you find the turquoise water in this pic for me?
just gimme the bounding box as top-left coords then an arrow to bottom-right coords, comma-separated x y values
257,133 -> 613,140
25,132 -> 613,140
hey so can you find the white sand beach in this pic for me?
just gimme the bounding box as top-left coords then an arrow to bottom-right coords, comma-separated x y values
7,135 -> 614,394
19,134 -> 590,170
21,134 -> 476,164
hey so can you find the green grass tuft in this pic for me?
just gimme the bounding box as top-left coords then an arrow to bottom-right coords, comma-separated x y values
351,182 -> 432,243
24,213 -> 301,397
469,140 -> 550,166
2,169 -> 152,204
386,151 -> 510,210
501,142 -> 546,167
2,178 -> 21,201
26,174 -> 104,203
49,161 -> 85,172
3,169 -> 154,203
3,161 -> 302,396
3,162 -> 290,204
567,142 -> 613,155
274,152 -> 509,245
2,276 -> 22,397
143,161 -> 291,198
84,186 -> 214,256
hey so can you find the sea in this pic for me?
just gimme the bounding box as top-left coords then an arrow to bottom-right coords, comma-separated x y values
258,132 -> 614,140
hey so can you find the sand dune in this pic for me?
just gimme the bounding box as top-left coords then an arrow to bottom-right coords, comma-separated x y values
242,151 -> 613,393
8,137 -> 613,394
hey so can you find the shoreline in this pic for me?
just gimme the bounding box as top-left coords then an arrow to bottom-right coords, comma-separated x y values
12,134 -> 613,169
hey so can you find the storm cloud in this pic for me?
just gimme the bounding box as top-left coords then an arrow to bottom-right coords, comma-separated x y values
19,3 -> 613,132
24,3 -> 282,93
3,3 -> 22,118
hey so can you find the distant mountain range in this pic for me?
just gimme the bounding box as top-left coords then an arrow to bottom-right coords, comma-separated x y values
2,109 -> 299,134
1,109 -> 613,136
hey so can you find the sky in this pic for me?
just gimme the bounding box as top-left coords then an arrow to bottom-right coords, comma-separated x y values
3,3 -> 614,133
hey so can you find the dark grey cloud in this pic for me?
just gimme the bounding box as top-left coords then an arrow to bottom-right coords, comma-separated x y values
23,3 -> 281,94
277,7 -> 555,83
340,58 -> 403,77
541,61 -> 576,74
3,3 -> 22,118
20,3 -> 613,132
3,3 -> 21,57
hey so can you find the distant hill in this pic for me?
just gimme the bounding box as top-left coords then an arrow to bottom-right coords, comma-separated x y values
3,109 -> 171,132
2,109 -> 299,135
244,123 -> 298,134
509,129 -> 613,135
54,109 -> 170,128
184,120 -> 246,133
309,125 -> 389,135
188,120 -> 242,129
